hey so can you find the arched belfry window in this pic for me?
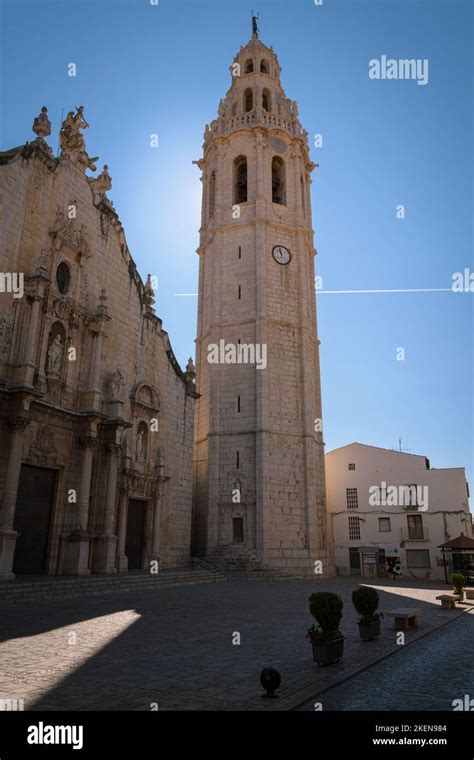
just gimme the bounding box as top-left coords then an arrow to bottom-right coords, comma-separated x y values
244,88 -> 253,113
244,58 -> 254,73
260,59 -> 269,74
208,171 -> 216,219
233,156 -> 248,204
272,156 -> 286,205
262,89 -> 271,112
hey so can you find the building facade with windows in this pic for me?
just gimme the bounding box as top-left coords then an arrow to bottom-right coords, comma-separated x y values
326,443 -> 472,581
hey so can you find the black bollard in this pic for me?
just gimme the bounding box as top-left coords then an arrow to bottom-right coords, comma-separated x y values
260,667 -> 281,699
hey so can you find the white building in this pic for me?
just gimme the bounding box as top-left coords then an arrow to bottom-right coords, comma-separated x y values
326,443 -> 472,581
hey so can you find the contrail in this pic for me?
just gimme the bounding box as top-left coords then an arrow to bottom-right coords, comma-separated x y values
316,288 -> 455,294
174,287 -> 458,297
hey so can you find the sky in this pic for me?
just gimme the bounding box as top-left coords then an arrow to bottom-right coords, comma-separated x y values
1,0 -> 472,492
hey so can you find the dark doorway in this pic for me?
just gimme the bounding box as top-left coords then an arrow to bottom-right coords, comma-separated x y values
232,517 -> 244,543
126,500 -> 146,569
377,548 -> 387,577
349,547 -> 361,575
13,465 -> 56,575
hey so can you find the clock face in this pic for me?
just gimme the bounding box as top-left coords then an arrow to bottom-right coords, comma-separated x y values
272,245 -> 291,265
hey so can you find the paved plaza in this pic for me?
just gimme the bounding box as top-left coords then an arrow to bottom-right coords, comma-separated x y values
298,609 -> 474,711
0,577 -> 470,711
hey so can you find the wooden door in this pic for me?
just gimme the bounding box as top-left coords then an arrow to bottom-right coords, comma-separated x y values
126,499 -> 146,569
13,465 -> 56,575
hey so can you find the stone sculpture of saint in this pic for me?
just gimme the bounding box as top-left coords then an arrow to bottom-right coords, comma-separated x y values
110,365 -> 126,399
60,106 -> 98,172
60,109 -> 86,153
136,429 -> 145,460
47,335 -> 63,374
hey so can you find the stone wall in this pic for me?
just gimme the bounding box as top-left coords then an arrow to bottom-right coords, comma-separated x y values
192,35 -> 334,577
0,111 -> 196,577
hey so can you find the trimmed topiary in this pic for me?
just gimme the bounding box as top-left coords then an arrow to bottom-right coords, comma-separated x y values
352,586 -> 380,624
308,591 -> 343,643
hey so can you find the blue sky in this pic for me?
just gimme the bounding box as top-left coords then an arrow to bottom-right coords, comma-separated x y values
1,0 -> 472,492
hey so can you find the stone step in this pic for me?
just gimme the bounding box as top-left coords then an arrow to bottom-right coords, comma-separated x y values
204,545 -> 276,575
224,571 -> 293,581
0,580 -> 204,595
0,569 -> 226,602
0,571 -> 212,587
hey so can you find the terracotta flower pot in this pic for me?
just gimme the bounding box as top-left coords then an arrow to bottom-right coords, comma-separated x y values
311,636 -> 344,665
358,619 -> 381,641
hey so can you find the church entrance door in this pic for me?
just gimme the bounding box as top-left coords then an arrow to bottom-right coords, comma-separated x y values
126,499 -> 146,569
232,517 -> 244,543
13,465 -> 56,575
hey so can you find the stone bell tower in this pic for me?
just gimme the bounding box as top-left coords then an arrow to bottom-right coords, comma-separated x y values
192,23 -> 333,577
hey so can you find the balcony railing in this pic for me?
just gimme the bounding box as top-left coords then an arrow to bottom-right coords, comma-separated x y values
216,108 -> 304,140
401,527 -> 430,542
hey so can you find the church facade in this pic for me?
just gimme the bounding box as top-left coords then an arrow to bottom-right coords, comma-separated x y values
192,31 -> 334,576
0,107 -> 197,579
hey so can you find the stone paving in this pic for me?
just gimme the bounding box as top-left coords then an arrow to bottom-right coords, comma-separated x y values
0,577 -> 470,711
297,608 -> 474,711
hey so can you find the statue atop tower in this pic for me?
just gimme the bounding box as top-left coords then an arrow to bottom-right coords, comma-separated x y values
252,13 -> 259,37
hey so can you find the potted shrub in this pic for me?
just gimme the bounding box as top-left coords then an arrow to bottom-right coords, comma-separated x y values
451,572 -> 466,602
307,592 -> 344,665
352,586 -> 383,641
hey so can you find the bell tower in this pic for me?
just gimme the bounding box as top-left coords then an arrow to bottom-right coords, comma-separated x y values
192,23 -> 333,577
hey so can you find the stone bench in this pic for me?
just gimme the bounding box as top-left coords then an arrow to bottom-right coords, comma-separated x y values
436,594 -> 460,609
386,608 -> 421,630
465,588 -> 474,602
